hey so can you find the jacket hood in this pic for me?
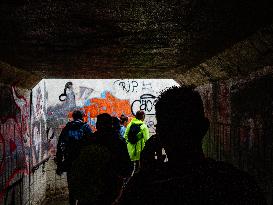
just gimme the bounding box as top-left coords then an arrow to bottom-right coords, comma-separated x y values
131,118 -> 144,125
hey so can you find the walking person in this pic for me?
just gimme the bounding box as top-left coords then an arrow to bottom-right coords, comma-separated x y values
124,110 -> 150,176
55,110 -> 94,205
119,114 -> 128,138
119,86 -> 266,205
71,113 -> 131,205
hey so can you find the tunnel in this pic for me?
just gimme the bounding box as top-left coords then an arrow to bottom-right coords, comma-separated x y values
0,0 -> 273,204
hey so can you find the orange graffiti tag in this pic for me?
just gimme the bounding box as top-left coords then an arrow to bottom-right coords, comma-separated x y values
85,92 -> 132,118
68,92 -> 133,122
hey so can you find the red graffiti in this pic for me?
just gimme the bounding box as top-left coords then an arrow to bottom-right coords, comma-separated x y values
0,169 -> 27,201
0,133 -> 5,172
9,139 -> 17,153
218,83 -> 231,123
0,86 -> 30,203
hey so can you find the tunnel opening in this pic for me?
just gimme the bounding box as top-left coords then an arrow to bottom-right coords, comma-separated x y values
0,79 -> 179,204
1,75 -> 273,204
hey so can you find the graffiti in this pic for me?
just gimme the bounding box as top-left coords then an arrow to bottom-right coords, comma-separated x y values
47,81 -> 76,125
131,93 -> 157,135
46,127 -> 55,140
35,86 -> 43,120
79,86 -> 94,101
131,94 -> 157,116
218,83 -> 231,123
67,91 -> 133,130
145,116 -> 157,135
47,79 -> 177,137
113,80 -> 139,93
46,127 -> 56,156
85,91 -> 131,117
0,133 -> 5,172
30,121 -> 55,171
11,86 -> 30,140
78,86 -> 94,107
59,82 -> 75,107
30,80 -> 54,170
3,176 -> 23,205
0,86 -> 30,203
197,84 -> 213,121
32,122 -> 42,164
142,81 -> 153,92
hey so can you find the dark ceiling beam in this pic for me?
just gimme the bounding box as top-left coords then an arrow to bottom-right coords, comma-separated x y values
0,0 -> 272,73
0,22 -> 272,89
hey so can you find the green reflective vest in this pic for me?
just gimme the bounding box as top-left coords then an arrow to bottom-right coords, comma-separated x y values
124,118 -> 150,161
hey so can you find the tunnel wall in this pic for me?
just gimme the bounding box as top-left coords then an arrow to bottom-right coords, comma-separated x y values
1,76 -> 272,204
0,83 -> 30,205
31,80 -> 58,202
0,82 -> 49,205
198,74 -> 273,203
0,80 -> 59,205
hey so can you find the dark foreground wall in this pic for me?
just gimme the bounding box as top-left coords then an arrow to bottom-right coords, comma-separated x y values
199,74 -> 273,204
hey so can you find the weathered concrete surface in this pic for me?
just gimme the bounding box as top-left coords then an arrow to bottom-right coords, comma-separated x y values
176,24 -> 273,85
0,61 -> 41,89
0,0 -> 272,204
0,0 -> 272,79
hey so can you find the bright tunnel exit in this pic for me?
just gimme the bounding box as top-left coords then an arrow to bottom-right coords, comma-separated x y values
33,79 -> 179,136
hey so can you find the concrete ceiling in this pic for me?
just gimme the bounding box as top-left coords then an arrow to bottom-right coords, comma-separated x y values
0,0 -> 273,85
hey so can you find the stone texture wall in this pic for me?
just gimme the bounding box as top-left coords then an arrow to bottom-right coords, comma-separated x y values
0,80 -> 56,205
31,80 -> 54,204
198,74 -> 273,204
0,83 -> 31,205
0,82 -> 49,205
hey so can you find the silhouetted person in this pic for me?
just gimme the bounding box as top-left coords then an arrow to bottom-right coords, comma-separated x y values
113,116 -> 122,136
119,114 -> 129,138
119,86 -> 266,205
113,116 -> 127,144
71,113 -> 131,205
124,110 -> 150,175
56,110 -> 93,205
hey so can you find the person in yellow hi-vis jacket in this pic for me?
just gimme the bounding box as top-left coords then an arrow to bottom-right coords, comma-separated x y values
124,110 -> 150,175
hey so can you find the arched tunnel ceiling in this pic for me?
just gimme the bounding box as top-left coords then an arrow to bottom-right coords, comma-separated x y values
0,0 -> 273,85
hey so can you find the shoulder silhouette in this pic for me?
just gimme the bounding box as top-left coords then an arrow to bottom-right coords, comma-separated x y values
71,113 -> 131,205
119,86 -> 266,205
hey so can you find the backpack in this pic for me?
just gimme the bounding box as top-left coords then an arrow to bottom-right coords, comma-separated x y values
127,124 -> 142,144
61,122 -> 87,169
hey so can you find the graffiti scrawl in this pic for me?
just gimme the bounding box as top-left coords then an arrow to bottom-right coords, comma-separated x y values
131,94 -> 157,116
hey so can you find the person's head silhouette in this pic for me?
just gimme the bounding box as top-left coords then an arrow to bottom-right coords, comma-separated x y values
112,116 -> 121,132
72,110 -> 84,121
155,86 -> 209,162
135,110 -> 145,121
96,113 -> 113,132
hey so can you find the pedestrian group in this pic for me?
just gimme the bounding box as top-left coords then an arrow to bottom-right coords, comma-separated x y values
56,86 -> 266,205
